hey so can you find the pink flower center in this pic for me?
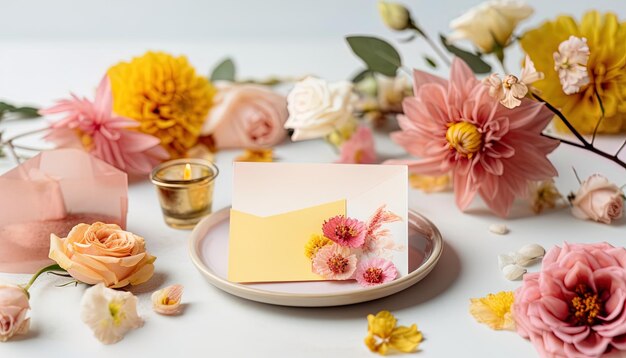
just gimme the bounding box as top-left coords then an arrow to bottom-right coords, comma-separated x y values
335,225 -> 358,242
327,254 -> 349,274
445,122 -> 482,158
569,284 -> 603,326
363,267 -> 384,284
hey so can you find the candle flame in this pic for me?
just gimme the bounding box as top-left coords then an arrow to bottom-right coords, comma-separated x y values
183,163 -> 192,180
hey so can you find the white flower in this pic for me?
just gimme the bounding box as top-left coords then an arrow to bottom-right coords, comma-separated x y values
554,36 -> 590,95
448,0 -> 534,53
285,77 -> 357,141
151,284 -> 184,315
80,283 -> 143,345
377,1 -> 412,31
376,74 -> 411,112
484,55 -> 544,109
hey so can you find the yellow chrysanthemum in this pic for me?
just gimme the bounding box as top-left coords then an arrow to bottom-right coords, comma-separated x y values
520,11 -> 626,134
108,51 -> 216,157
469,291 -> 516,331
304,234 -> 332,260
364,310 -> 422,355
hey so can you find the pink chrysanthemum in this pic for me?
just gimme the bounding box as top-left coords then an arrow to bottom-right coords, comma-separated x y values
355,257 -> 398,287
322,215 -> 366,248
336,125 -> 377,164
312,244 -> 357,280
41,75 -> 169,176
388,58 -> 559,217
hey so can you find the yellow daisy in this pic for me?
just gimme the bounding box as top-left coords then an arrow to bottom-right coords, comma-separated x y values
520,11 -> 626,134
469,291 -> 516,331
108,51 -> 216,157
304,234 -> 332,260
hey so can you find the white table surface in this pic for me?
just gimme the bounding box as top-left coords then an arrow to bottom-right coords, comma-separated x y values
1,41 -> 625,358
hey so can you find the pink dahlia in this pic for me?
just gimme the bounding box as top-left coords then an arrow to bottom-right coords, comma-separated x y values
388,58 -> 559,217
41,75 -> 169,176
355,257 -> 398,287
336,125 -> 377,164
514,242 -> 626,358
312,244 -> 357,280
322,215 -> 366,248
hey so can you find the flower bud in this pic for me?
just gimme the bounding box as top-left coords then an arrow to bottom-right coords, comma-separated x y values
378,1 -> 412,31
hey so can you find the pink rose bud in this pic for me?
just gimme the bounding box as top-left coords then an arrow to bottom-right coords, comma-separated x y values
0,284 -> 30,342
571,174 -> 624,224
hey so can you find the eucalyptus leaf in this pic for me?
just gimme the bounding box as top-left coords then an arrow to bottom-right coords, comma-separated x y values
210,58 -> 236,82
346,36 -> 402,77
439,34 -> 491,74
0,101 -> 40,120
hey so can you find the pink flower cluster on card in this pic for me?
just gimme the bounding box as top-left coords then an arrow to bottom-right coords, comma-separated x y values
308,204 -> 402,287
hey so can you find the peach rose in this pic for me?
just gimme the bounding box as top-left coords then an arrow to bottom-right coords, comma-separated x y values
0,284 -> 30,342
201,83 -> 288,149
49,222 -> 156,288
571,174 -> 624,224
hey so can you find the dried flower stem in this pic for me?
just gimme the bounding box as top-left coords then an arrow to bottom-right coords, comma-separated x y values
410,24 -> 451,67
533,94 -> 626,170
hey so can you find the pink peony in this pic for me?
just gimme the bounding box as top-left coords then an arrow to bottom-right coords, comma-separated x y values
514,242 -> 626,358
336,126 -> 377,164
311,244 -> 357,280
355,257 -> 398,287
387,58 -> 559,217
41,76 -> 169,176
322,215 -> 366,248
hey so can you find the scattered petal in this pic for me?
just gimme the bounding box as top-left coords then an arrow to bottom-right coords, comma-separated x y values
469,291 -> 516,330
497,253 -> 516,270
515,244 -> 545,267
489,224 -> 509,235
151,284 -> 184,316
502,264 -> 526,281
235,148 -> 274,162
409,173 -> 452,193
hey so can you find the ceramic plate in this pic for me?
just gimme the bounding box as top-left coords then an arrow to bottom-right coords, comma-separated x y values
189,207 -> 443,307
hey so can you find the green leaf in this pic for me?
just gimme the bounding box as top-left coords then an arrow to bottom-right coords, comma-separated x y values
351,69 -> 373,83
346,36 -> 402,77
210,58 -> 236,82
424,55 -> 437,69
0,101 -> 40,120
439,34 -> 491,74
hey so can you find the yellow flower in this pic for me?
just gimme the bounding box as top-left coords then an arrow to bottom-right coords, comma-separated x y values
108,51 -> 216,157
235,149 -> 274,162
528,179 -> 562,214
520,11 -> 626,134
304,234 -> 332,260
364,310 -> 422,355
469,291 -> 516,331
326,119 -> 357,148
409,173 -> 451,193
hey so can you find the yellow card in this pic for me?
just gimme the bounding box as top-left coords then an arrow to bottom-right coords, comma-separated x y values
228,199 -> 346,283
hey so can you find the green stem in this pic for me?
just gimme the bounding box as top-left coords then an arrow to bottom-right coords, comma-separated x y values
411,24 -> 451,67
22,264 -> 65,293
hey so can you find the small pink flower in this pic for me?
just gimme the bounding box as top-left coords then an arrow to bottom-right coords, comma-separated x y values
336,126 -> 377,164
322,215 -> 366,248
41,75 -> 170,176
312,244 -> 357,280
355,258 -> 398,286
484,56 -> 544,110
571,174 -> 624,224
554,36 -> 590,95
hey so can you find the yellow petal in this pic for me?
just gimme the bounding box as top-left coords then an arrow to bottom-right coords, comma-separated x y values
389,324 -> 422,353
469,291 -> 516,330
235,149 -> 274,162
367,311 -> 397,338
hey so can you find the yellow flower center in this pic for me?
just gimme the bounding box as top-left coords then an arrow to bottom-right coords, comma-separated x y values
570,284 -> 603,326
327,254 -> 349,274
108,300 -> 126,327
446,122 -> 482,158
503,75 -> 519,89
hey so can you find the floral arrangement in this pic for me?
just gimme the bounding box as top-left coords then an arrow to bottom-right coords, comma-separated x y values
306,204 -> 402,286
0,222 -> 182,344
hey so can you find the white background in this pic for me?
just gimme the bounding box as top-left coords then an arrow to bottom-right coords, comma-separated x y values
1,1 -> 626,357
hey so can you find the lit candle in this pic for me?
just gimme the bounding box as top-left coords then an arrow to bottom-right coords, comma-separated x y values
150,159 -> 219,229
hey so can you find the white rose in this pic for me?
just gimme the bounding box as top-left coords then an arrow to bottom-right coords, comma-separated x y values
448,0 -> 533,53
285,77 -> 356,141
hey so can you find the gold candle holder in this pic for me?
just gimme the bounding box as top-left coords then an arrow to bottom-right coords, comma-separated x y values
150,159 -> 219,229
